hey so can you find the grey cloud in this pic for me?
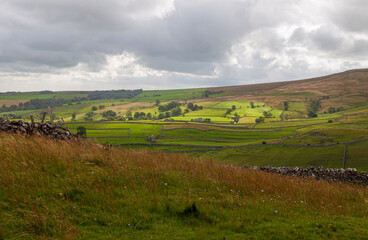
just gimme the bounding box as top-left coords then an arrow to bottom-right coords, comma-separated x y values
0,0 -> 367,91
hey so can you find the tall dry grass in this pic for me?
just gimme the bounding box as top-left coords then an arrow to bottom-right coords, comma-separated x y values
1,133 -> 367,217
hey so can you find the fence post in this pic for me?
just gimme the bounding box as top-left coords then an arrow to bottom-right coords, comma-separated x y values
61,118 -> 70,132
41,112 -> 47,123
30,115 -> 35,129
48,106 -> 53,123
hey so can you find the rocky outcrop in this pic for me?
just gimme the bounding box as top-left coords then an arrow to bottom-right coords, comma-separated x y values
0,118 -> 78,140
254,166 -> 368,185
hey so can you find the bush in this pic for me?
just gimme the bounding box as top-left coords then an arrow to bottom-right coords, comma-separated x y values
76,126 -> 87,137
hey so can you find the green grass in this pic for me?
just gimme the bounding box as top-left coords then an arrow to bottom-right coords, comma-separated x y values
157,138 -> 270,147
346,141 -> 368,172
287,102 -> 307,113
0,91 -> 88,100
162,128 -> 295,140
255,119 -> 330,128
171,116 -> 231,123
283,128 -> 368,145
133,88 -> 208,102
211,101 -> 265,109
91,137 -> 148,145
269,109 -> 284,118
185,108 -> 227,117
68,122 -> 163,137
228,107 -> 272,117
191,144 -> 346,169
70,129 -> 130,138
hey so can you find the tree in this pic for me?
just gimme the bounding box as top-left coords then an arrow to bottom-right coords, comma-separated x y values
155,99 -> 161,106
250,102 -> 255,108
203,90 -> 210,98
133,112 -> 140,119
231,105 -> 236,110
263,111 -> 273,118
147,113 -> 152,119
102,110 -> 116,118
171,107 -> 182,116
84,112 -> 95,121
158,112 -> 165,119
76,126 -> 87,138
165,111 -> 171,118
92,106 -> 98,111
283,101 -> 289,111
71,113 -> 76,121
307,111 -> 318,118
255,117 -> 265,123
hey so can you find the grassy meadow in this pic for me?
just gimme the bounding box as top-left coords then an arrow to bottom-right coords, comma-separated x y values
1,135 -> 368,239
1,70 -> 368,238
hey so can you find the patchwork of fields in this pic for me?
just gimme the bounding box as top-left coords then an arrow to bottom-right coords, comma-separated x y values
1,80 -> 368,171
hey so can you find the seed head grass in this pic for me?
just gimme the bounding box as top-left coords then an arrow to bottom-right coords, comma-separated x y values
1,133 -> 368,239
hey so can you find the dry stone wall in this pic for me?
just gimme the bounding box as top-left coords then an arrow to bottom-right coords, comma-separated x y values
254,166 -> 368,185
0,118 -> 78,140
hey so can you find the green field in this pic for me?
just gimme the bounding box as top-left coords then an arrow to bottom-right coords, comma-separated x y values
191,144 -> 345,169
162,128 -> 295,140
133,88 -> 207,102
185,108 -> 227,117
211,100 -> 265,109
0,92 -> 88,100
1,85 -> 367,172
288,102 -> 307,113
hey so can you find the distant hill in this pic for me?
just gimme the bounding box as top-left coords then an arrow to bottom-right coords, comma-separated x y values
210,69 -> 368,111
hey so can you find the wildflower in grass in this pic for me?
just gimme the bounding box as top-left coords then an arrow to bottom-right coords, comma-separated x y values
73,206 -> 76,209
261,189 -> 264,193
128,224 -> 131,227
275,210 -> 277,213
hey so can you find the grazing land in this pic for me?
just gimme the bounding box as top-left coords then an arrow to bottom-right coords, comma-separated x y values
1,69 -> 368,238
1,69 -> 368,171
1,135 -> 368,239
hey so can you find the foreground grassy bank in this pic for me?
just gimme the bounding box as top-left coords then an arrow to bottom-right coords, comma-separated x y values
1,135 -> 368,239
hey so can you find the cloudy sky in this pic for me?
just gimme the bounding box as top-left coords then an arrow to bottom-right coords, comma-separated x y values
0,0 -> 367,91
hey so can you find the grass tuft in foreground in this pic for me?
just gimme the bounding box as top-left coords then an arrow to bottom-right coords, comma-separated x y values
1,134 -> 368,239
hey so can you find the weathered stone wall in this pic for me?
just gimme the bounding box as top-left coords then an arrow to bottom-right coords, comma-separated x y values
253,166 -> 368,185
0,118 -> 78,140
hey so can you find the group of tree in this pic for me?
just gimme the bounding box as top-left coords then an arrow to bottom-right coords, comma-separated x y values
328,106 -> 344,114
158,101 -> 181,112
202,89 -> 224,98
40,90 -> 53,94
263,111 -> 274,118
87,89 -> 143,100
91,105 -> 105,111
186,102 -> 203,111
0,96 -> 89,113
308,99 -> 321,118
255,117 -> 265,123
0,98 -> 70,113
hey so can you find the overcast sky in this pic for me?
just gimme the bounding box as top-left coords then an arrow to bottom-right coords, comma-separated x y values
0,0 -> 367,92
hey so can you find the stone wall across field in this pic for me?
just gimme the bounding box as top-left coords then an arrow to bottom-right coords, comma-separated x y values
0,118 -> 78,140
253,166 -> 368,185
